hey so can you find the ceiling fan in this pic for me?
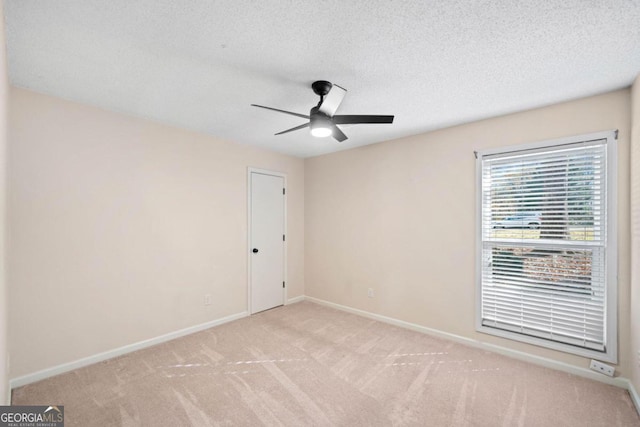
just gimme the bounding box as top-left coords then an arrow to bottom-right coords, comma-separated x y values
251,80 -> 394,142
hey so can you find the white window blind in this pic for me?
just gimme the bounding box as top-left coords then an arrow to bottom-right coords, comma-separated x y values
477,132 -> 617,361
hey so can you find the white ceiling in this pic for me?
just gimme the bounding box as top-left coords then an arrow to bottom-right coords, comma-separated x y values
4,1 -> 640,158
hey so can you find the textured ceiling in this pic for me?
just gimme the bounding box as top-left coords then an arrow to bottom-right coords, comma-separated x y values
4,1 -> 640,158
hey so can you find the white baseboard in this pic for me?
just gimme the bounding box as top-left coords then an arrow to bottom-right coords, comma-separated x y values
10,311 -> 248,389
304,296 -> 630,389
286,295 -> 305,305
626,378 -> 640,416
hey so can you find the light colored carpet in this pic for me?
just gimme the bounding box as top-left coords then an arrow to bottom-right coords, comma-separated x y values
12,301 -> 640,426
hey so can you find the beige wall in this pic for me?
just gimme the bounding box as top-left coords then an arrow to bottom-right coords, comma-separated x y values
6,82 -> 634,384
305,89 -> 632,376
631,75 -> 640,391
7,88 -> 304,378
0,1 -> 9,404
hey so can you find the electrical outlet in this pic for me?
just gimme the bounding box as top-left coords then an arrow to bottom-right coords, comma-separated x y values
589,359 -> 614,377
367,288 -> 374,298
204,294 -> 212,306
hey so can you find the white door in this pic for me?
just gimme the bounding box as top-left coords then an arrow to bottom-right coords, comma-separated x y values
250,171 -> 285,314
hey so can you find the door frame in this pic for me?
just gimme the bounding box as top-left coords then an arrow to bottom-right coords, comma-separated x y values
247,167 -> 287,314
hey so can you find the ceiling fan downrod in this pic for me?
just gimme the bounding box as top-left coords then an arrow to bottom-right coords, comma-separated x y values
312,80 -> 333,106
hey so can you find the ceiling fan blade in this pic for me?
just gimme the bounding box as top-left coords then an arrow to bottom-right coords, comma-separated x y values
318,84 -> 347,117
251,104 -> 310,119
275,122 -> 310,135
333,115 -> 394,124
330,123 -> 348,142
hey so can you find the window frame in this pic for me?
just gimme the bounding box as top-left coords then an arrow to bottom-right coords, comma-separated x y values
475,130 -> 618,363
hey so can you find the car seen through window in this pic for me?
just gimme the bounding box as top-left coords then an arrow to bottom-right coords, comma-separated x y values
493,212 -> 541,229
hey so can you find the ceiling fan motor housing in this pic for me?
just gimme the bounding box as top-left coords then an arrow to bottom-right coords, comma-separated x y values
309,106 -> 332,137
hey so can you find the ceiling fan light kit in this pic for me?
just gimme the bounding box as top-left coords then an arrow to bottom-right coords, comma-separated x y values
309,107 -> 332,138
252,80 -> 394,143
310,123 -> 332,138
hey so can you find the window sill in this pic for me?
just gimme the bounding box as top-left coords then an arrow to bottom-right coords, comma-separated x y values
476,324 -> 617,364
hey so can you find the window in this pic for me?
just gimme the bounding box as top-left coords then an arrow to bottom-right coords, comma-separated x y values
476,130 -> 617,362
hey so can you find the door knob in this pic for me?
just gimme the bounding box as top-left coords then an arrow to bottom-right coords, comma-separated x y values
252,248 -> 259,253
